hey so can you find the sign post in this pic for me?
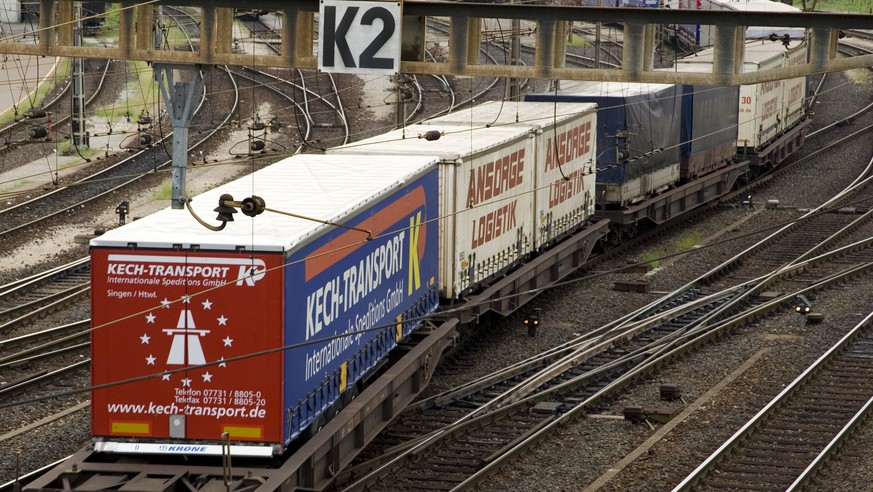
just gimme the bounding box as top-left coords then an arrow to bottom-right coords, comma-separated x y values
318,0 -> 402,75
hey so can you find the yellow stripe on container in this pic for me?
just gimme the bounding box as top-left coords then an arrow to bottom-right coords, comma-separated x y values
223,426 -> 263,439
340,362 -> 348,393
111,421 -> 150,435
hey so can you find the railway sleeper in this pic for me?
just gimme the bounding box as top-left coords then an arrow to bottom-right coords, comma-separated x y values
720,461 -> 807,473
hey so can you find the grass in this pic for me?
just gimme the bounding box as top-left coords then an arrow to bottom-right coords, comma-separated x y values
153,180 -> 173,200
165,9 -> 201,48
0,58 -> 71,125
677,232 -> 703,250
639,232 -> 702,269
57,139 -> 99,158
639,250 -> 663,269
567,33 -> 591,49
812,0 -> 873,12
0,177 -> 33,193
845,67 -> 871,84
93,3 -> 122,44
94,60 -> 157,120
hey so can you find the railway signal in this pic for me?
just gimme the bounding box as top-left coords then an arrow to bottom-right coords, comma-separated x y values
116,201 -> 129,224
794,294 -> 812,327
523,308 -> 541,337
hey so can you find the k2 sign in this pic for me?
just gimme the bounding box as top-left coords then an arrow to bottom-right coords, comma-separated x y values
319,0 -> 402,75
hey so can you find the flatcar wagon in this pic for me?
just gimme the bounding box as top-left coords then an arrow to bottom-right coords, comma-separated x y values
89,154 -> 441,456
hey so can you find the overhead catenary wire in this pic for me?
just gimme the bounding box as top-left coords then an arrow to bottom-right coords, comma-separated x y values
4,189 -> 871,412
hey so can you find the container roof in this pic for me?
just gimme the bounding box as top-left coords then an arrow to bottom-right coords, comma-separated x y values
328,123 -> 533,160
90,154 -> 438,252
418,100 -> 597,129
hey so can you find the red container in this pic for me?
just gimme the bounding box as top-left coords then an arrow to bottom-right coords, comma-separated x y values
91,250 -> 285,451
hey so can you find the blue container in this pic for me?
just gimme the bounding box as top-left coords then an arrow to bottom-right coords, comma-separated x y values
283,169 -> 440,441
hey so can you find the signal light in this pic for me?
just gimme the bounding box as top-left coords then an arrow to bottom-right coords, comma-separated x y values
250,139 -> 266,152
139,133 -> 153,146
116,201 -> 129,225
524,308 -> 541,337
793,295 -> 812,315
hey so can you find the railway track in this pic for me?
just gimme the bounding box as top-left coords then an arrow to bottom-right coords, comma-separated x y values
235,14 -> 351,149
325,84 -> 873,490
0,64 -> 239,240
8,15 -> 873,492
0,58 -> 112,163
675,305 -> 873,491
0,257 -> 90,328
0,258 -> 92,416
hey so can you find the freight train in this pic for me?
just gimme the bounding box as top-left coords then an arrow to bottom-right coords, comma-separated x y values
526,36 -> 810,239
87,38 -> 811,458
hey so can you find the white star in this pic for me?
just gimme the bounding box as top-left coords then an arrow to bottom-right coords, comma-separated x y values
140,333 -> 151,344
223,336 -> 234,347
181,377 -> 192,387
145,313 -> 156,324
217,315 -> 228,326
161,298 -> 171,309
162,373 -> 171,381
202,299 -> 213,310
202,372 -> 213,382
182,295 -> 191,304
146,354 -> 156,365
218,357 -> 227,368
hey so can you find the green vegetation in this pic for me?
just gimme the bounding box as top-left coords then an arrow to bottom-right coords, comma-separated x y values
57,139 -> 99,158
153,180 -> 173,200
812,0 -> 873,12
846,67 -> 871,84
0,58 -> 71,125
95,3 -> 122,42
567,33 -> 591,49
677,232 -> 703,250
94,60 -> 156,120
153,181 -> 174,200
639,250 -> 663,269
0,177 -> 32,194
166,9 -> 201,47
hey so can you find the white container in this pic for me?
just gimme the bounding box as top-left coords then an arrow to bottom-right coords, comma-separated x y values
675,39 -> 808,151
419,101 -> 598,247
782,44 -> 808,132
329,124 -> 537,298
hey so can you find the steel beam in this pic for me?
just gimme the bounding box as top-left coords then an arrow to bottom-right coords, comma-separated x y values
4,2 -> 873,84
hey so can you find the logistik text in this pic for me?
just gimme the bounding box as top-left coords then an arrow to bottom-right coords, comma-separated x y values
545,120 -> 592,171
466,148 -> 525,207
